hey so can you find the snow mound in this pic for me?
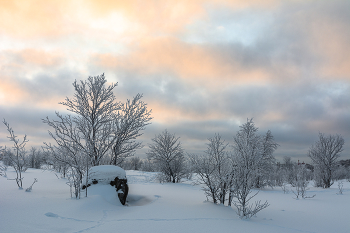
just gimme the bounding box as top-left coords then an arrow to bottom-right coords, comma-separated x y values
82,165 -> 127,185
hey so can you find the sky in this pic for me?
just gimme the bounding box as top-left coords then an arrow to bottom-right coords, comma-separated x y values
0,0 -> 349,162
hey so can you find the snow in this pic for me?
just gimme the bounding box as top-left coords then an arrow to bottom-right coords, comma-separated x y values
82,165 -> 127,185
1,165 -> 350,233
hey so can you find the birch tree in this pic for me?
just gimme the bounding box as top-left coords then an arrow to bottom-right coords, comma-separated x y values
44,74 -> 152,167
255,130 -> 278,188
190,134 -> 232,204
43,74 -> 152,197
58,74 -> 120,166
308,133 -> 344,188
230,119 -> 273,218
111,93 -> 152,165
147,130 -> 186,183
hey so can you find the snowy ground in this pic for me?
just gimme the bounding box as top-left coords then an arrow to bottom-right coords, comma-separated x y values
1,166 -> 349,233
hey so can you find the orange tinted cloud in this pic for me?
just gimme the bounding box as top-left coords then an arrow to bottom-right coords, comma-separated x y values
87,0 -> 205,35
0,48 -> 65,107
94,37 -> 272,86
0,76 -> 68,109
0,0 -> 73,38
0,78 -> 27,105
18,49 -> 63,67
148,99 -> 228,124
311,20 -> 350,79
0,0 -> 279,39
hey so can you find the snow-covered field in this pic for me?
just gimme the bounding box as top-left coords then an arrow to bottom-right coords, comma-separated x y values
1,166 -> 349,233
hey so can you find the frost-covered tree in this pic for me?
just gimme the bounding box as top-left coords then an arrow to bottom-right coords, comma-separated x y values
43,110 -> 92,198
0,146 -> 7,177
43,142 -> 88,198
111,94 -> 152,165
2,119 -> 28,189
140,158 -> 157,172
230,119 -> 273,218
27,147 -> 44,169
333,165 -> 349,180
291,164 -> 315,199
129,157 -> 143,170
255,130 -> 278,188
147,130 -> 186,183
190,134 -> 232,204
280,156 -> 297,185
44,74 -> 152,167
51,74 -> 120,166
121,156 -> 143,170
308,133 -> 344,188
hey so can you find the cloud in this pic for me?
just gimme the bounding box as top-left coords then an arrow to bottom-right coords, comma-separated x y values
0,0 -> 74,38
93,37 -> 275,89
0,50 -> 79,108
0,0 -> 349,161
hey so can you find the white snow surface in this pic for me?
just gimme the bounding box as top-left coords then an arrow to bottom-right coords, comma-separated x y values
1,165 -> 350,233
82,165 -> 127,185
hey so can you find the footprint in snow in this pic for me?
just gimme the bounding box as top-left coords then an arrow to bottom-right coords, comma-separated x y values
44,212 -> 94,223
45,212 -> 59,218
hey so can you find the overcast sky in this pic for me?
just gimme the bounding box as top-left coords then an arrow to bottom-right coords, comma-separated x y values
1,0 -> 349,162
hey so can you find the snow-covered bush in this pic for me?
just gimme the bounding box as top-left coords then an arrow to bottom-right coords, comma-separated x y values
81,165 -> 128,205
66,168 -> 83,199
291,164 -> 315,199
2,120 -> 28,189
337,181 -> 344,195
43,146 -> 88,198
25,178 -> 38,192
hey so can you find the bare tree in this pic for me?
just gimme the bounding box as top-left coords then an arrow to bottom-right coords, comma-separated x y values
2,119 -> 28,189
43,112 -> 90,198
43,143 -> 88,198
44,74 -> 152,168
230,119 -> 271,219
43,74 -> 153,197
190,134 -> 232,205
57,74 -> 120,166
308,133 -> 344,188
147,130 -> 186,183
111,93 -> 152,165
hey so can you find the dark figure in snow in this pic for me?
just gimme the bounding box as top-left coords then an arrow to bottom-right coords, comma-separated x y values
114,177 -> 129,205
